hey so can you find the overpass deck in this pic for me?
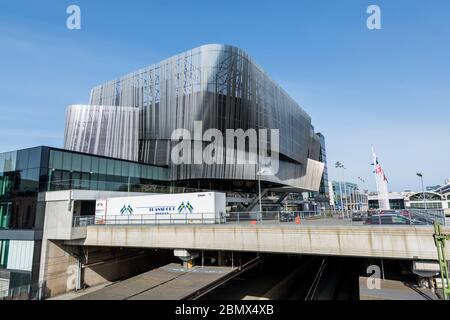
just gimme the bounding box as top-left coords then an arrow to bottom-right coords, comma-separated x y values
64,222 -> 450,260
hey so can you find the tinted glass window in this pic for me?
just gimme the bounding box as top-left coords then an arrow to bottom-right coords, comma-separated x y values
27,147 -> 42,168
0,153 -> 4,173
62,152 -> 72,171
16,149 -> 29,170
106,159 -> 114,175
51,150 -> 63,170
91,157 -> 99,174
72,154 -> 82,172
121,162 -> 129,176
114,160 -> 122,176
81,155 -> 91,173
98,158 -> 107,175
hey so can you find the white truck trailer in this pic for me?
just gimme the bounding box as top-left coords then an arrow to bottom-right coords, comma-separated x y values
95,192 -> 226,225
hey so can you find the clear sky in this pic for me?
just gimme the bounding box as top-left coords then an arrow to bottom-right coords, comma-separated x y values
0,0 -> 449,192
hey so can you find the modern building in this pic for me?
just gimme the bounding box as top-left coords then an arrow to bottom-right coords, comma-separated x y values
0,146 -> 170,298
368,188 -> 450,215
1,45 -> 329,298
330,181 -> 368,211
307,133 -> 330,209
368,192 -> 406,210
64,44 -> 326,195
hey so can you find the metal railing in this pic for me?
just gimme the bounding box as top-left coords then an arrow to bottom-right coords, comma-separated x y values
72,210 -> 323,227
360,208 -> 446,226
72,209 -> 445,227
0,281 -> 46,300
404,209 -> 446,225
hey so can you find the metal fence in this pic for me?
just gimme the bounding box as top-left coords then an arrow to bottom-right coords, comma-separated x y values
72,208 -> 446,227
0,281 -> 46,300
73,210 -> 323,227
401,209 -> 446,225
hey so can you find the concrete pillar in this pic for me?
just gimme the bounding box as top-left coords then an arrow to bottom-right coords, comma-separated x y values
174,249 -> 199,269
217,251 -> 226,266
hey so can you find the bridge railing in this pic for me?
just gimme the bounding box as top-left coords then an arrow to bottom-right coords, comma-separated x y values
0,281 -> 46,300
403,209 -> 446,225
73,210 -> 323,227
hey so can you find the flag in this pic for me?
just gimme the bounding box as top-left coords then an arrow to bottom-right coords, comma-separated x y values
372,147 -> 390,210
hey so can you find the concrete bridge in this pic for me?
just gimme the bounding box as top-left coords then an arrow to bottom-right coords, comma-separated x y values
65,223 -> 449,260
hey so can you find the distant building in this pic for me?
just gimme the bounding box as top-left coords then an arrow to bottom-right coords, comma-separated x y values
368,188 -> 450,216
330,181 -> 368,211
368,192 -> 406,210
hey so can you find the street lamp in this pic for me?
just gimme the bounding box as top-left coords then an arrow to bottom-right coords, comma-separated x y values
358,177 -> 366,210
335,162 -> 345,219
256,167 -> 267,223
416,172 -> 427,211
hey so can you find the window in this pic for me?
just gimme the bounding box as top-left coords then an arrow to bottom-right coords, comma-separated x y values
121,162 -> 129,177
62,152 -> 72,171
91,157 -> 99,174
98,158 -> 107,175
0,153 -> 4,174
27,147 -> 42,169
81,155 -> 91,173
71,154 -> 82,172
114,160 -> 122,176
51,150 -> 63,170
0,240 -> 9,268
106,159 -> 115,175
16,149 -> 29,170
0,202 -> 12,229
3,152 -> 16,172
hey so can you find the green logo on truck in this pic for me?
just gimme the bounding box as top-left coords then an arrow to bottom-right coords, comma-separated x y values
120,205 -> 134,215
178,201 -> 194,214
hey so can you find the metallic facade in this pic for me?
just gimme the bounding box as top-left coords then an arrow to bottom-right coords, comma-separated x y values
64,105 -> 139,162
66,44 -> 324,191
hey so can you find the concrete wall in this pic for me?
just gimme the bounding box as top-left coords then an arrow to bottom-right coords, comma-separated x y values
38,240 -> 79,298
66,224 -> 450,260
39,239 -> 174,298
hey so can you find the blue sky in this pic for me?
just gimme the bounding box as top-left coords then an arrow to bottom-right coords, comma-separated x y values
0,0 -> 449,192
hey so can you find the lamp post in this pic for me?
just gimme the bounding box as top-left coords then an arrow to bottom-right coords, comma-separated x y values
256,167 -> 267,223
341,166 -> 349,217
416,172 -> 427,211
358,177 -> 366,211
336,162 -> 349,217
335,162 -> 345,219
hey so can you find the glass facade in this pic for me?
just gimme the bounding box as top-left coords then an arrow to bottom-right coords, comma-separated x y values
316,133 -> 329,197
0,146 -> 169,230
0,146 -> 170,295
0,147 -> 43,230
47,149 -> 168,193
368,199 -> 406,210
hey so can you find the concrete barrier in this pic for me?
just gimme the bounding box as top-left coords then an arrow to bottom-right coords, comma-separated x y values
64,224 -> 450,260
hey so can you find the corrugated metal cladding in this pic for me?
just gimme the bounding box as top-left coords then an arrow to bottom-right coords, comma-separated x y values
66,44 -> 324,191
64,105 -> 139,162
6,240 -> 34,272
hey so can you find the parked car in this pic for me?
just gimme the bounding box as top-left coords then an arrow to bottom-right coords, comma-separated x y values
379,210 -> 399,215
352,211 -> 365,222
280,212 -> 295,222
364,214 -> 426,225
399,210 -> 412,217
